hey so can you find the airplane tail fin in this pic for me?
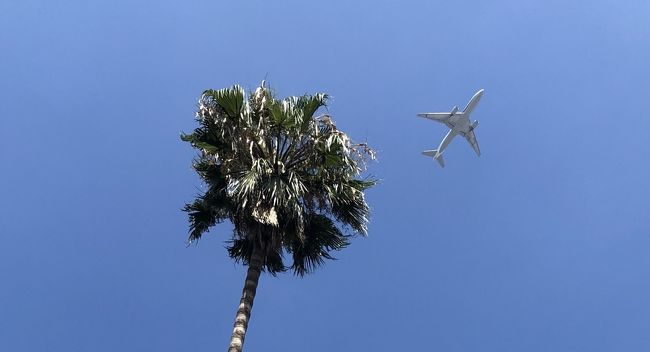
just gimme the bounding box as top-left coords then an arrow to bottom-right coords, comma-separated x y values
422,149 -> 445,167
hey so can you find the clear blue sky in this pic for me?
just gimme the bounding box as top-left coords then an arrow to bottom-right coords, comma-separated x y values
2,1 -> 649,351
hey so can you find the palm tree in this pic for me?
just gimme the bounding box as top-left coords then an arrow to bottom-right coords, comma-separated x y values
181,82 -> 375,352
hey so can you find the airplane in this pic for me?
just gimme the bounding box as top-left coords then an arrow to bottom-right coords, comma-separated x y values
417,89 -> 484,167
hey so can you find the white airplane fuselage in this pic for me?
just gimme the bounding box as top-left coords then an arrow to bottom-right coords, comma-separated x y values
418,89 -> 484,167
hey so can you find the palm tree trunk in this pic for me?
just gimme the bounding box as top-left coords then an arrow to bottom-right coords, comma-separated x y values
227,247 -> 263,352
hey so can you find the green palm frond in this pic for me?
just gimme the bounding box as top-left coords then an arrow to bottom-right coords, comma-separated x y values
297,93 -> 328,121
203,85 -> 245,120
289,213 -> 349,276
183,163 -> 231,242
183,188 -> 230,242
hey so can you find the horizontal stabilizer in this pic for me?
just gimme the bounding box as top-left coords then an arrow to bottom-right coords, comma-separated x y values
422,149 -> 445,167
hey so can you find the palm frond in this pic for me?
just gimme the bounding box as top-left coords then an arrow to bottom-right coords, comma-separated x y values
183,191 -> 229,243
203,85 -> 245,120
329,179 -> 373,234
289,213 -> 349,276
297,93 -> 328,122
183,164 -> 231,242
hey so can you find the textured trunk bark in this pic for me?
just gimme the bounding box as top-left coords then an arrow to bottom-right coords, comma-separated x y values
227,246 -> 263,352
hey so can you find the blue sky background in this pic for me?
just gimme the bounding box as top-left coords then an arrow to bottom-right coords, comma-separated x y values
2,0 -> 650,351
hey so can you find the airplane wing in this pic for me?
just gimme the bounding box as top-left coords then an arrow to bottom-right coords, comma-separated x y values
418,112 -> 451,121
462,130 -> 481,156
417,113 -> 456,128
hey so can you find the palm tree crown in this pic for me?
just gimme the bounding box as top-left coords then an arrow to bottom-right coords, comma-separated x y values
182,82 -> 375,275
